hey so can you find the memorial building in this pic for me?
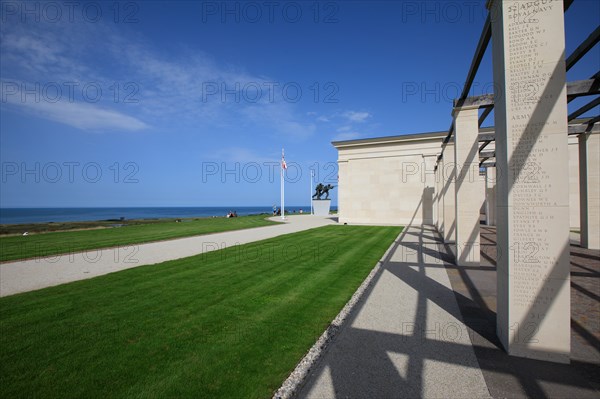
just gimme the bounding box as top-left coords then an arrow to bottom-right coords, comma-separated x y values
332,0 -> 599,364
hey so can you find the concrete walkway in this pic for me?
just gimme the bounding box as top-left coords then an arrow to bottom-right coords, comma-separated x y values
297,224 -> 600,398
0,215 -> 336,297
299,225 -> 491,398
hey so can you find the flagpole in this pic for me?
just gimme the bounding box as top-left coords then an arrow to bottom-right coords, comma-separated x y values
310,170 -> 314,215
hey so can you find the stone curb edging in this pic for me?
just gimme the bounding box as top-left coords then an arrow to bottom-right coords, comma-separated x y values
272,236 -> 400,399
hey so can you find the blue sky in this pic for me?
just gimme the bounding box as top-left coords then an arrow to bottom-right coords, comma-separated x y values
1,0 -> 598,207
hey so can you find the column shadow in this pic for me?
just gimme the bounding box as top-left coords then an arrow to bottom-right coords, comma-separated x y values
298,226 -> 599,399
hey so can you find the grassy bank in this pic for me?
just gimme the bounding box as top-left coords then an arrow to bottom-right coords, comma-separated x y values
0,214 -> 275,262
0,224 -> 401,398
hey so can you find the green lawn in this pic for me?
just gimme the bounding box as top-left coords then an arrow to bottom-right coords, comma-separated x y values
0,214 -> 276,262
0,225 -> 401,398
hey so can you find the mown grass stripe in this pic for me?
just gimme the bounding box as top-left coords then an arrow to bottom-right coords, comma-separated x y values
0,214 -> 276,262
0,224 -> 401,398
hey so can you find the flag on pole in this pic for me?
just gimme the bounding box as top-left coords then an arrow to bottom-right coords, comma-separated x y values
281,150 -> 287,170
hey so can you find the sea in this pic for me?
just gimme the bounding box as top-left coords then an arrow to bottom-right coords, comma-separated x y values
0,206 -> 336,225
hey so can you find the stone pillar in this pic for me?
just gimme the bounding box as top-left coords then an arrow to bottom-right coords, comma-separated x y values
433,164 -> 439,229
442,142 -> 456,243
453,106 -> 481,266
568,136 -> 581,229
485,166 -> 497,226
478,168 -> 486,219
489,0 -> 570,363
436,161 -> 444,234
579,132 -> 600,249
422,155 -> 437,225
337,160 -> 348,223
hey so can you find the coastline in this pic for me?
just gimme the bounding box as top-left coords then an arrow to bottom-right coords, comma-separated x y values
0,206 -> 332,226
0,213 -> 274,236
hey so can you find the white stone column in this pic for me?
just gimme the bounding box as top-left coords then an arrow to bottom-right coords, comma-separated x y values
485,166 -> 497,226
433,163 -> 439,229
489,0 -> 570,363
422,155 -> 437,225
568,136 -> 581,229
337,160 -> 348,223
435,161 -> 443,234
441,163 -> 445,235
443,141 -> 456,243
437,161 -> 442,231
453,106 -> 481,266
434,165 -> 437,228
579,132 -> 600,249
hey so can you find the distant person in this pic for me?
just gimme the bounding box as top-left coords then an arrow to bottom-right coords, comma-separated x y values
299,209 -> 303,214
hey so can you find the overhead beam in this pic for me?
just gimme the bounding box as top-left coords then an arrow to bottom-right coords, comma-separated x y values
441,15 -> 492,149
442,121 -> 454,146
460,15 -> 491,101
479,107 -> 493,127
454,79 -> 600,109
569,121 -> 600,135
471,120 -> 599,143
564,0 -> 574,11
587,115 -> 600,125
457,95 -> 494,108
568,72 -> 600,103
566,26 -> 600,71
477,132 -> 496,142
454,93 -> 494,109
567,78 -> 600,100
440,2 -> 574,159
569,98 -> 600,121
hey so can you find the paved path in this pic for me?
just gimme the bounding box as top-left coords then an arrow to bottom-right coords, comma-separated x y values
0,215 -> 336,297
299,225 -> 491,398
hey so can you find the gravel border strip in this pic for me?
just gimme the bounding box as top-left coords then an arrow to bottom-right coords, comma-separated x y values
272,236 -> 401,399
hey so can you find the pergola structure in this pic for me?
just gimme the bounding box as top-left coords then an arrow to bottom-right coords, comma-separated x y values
431,0 -> 598,364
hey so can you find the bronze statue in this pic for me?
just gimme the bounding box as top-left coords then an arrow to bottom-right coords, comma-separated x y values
312,183 -> 335,200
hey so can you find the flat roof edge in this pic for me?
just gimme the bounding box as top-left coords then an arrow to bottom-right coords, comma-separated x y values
332,131 -> 447,148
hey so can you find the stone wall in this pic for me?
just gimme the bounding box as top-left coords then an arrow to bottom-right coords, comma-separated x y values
334,132 -> 444,225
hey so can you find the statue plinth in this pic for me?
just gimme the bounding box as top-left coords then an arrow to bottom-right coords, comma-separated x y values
312,199 -> 331,216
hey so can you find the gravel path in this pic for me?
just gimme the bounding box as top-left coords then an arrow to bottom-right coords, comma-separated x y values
0,215 -> 336,297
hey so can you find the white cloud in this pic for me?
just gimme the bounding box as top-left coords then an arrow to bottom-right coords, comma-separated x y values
342,111 -> 372,123
241,102 -> 316,140
313,110 -> 372,125
34,101 -> 148,131
1,15 -> 314,139
1,80 -> 148,131
1,20 -> 100,81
